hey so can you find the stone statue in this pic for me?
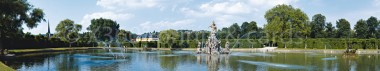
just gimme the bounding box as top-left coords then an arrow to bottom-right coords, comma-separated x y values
197,21 -> 230,54
210,21 -> 217,34
225,41 -> 230,51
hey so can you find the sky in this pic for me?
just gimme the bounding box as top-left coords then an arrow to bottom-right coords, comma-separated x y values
23,0 -> 380,35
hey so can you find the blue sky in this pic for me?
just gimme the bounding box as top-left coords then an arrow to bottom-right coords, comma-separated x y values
23,0 -> 380,34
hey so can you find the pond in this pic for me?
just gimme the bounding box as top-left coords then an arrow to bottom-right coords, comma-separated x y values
1,49 -> 380,71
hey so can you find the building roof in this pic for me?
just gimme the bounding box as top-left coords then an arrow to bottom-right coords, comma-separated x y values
137,32 -> 158,38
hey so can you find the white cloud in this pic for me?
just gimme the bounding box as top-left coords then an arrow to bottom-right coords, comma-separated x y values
375,0 -> 380,6
180,0 -> 298,28
80,11 -> 134,32
200,2 -> 251,15
248,0 -> 298,6
96,0 -> 158,10
215,15 -> 243,27
137,19 -> 195,33
181,0 -> 298,17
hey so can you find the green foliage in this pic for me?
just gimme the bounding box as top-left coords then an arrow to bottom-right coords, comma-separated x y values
0,0 -> 45,31
78,32 -> 97,47
87,18 -> 120,44
325,22 -> 336,38
354,19 -> 369,39
377,27 -> 380,38
336,19 -> 351,38
159,29 -> 179,48
366,16 -> 378,38
229,23 -> 241,38
310,14 -> 326,38
0,0 -> 46,54
54,19 -> 82,44
277,38 -> 380,49
241,21 -> 258,39
264,4 -> 309,44
117,29 -> 132,43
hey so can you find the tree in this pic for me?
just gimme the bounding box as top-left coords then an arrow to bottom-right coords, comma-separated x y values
159,29 -> 179,48
367,16 -> 379,38
217,27 -> 229,39
117,29 -> 132,47
310,14 -> 326,38
325,22 -> 336,38
117,29 -> 132,43
229,23 -> 241,39
241,21 -> 258,39
336,19 -> 351,38
87,18 -> 120,47
81,32 -> 97,47
377,19 -> 380,38
54,19 -> 82,47
354,19 -> 368,38
264,4 -> 309,46
0,0 -> 45,55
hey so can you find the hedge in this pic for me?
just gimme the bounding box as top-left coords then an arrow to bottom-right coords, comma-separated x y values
153,38 -> 380,49
4,38 -> 97,49
277,38 -> 380,49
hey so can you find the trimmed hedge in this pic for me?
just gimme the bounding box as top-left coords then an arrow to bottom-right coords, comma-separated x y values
277,38 -> 380,49
153,38 -> 380,49
119,41 -> 157,48
4,38 -> 97,49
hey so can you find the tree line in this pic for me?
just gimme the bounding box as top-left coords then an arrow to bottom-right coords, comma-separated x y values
158,4 -> 380,48
1,0 -> 380,52
0,0 -> 140,55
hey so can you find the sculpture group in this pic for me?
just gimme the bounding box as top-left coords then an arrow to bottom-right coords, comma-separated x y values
197,21 -> 230,54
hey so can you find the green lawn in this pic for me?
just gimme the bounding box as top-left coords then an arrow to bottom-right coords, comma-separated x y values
0,62 -> 15,71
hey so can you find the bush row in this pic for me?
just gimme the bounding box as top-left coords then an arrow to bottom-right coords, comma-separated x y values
4,38 -> 97,49
118,41 -> 157,48
152,38 -> 380,49
120,38 -> 380,49
277,38 -> 380,49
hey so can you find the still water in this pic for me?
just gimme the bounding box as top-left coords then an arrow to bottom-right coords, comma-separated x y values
2,49 -> 380,71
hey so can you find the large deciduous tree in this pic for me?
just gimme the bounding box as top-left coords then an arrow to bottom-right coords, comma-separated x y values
325,22 -> 336,38
0,0 -> 45,55
241,21 -> 258,39
81,32 -> 97,47
159,29 -> 179,48
336,19 -> 351,38
310,14 -> 326,38
229,23 -> 241,39
367,16 -> 379,38
55,19 -> 82,47
87,18 -> 120,47
264,4 -> 309,46
117,29 -> 132,43
354,19 -> 368,39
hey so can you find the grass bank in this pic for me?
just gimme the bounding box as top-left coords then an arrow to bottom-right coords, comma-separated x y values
0,62 -> 15,71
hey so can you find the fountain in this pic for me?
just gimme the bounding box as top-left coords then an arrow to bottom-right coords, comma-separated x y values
197,21 -> 230,54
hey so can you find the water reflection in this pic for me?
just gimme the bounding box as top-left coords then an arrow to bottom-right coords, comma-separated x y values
196,54 -> 230,71
239,60 -> 308,70
1,49 -> 379,71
